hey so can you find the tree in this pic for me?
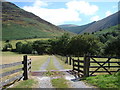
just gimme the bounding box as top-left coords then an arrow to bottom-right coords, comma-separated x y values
16,42 -> 23,53
21,42 -> 33,54
104,37 -> 120,56
48,33 -> 70,55
68,35 -> 88,56
68,34 -> 100,56
32,40 -> 47,54
82,34 -> 101,55
16,42 -> 33,54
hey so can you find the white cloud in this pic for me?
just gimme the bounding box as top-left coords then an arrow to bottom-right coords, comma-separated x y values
33,0 -> 48,7
66,1 -> 99,15
23,0 -> 99,25
90,15 -> 100,21
105,11 -> 112,17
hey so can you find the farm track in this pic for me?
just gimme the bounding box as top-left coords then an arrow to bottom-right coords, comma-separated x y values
34,55 -> 94,88
40,57 -> 51,70
52,56 -> 64,70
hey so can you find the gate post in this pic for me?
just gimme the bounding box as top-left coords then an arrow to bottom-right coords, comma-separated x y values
65,55 -> 68,64
73,59 -> 75,70
83,55 -> 90,77
23,55 -> 28,80
69,56 -> 72,65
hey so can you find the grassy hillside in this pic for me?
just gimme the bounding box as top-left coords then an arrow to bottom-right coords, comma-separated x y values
2,2 -> 72,41
95,24 -> 120,35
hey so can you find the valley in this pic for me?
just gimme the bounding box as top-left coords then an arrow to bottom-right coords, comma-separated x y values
1,0 -> 120,89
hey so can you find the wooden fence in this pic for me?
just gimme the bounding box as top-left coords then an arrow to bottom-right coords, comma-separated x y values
0,55 -> 31,88
67,55 -> 120,77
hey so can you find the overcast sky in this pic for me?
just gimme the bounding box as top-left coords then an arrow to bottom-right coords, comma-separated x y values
9,0 -> 118,25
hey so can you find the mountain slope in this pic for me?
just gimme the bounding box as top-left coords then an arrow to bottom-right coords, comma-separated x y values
2,1 -> 71,40
81,11 -> 120,34
58,22 -> 96,34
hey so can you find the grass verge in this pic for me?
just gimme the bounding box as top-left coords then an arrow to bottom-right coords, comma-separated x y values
12,78 -> 38,88
85,72 -> 120,88
51,78 -> 68,88
55,56 -> 72,69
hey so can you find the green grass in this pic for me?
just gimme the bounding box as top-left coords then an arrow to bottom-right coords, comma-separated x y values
85,72 -> 120,88
12,78 -> 38,88
51,78 -> 69,88
95,24 -> 120,35
30,55 -> 49,71
45,71 -> 65,77
46,57 -> 57,70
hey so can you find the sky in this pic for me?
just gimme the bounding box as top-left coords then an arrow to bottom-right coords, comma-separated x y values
8,0 -> 119,26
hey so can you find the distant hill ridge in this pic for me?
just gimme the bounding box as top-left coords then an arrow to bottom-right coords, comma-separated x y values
81,11 -> 120,34
58,11 -> 120,34
58,21 -> 96,34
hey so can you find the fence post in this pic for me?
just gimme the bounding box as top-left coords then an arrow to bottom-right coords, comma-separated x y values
78,58 -> 80,73
23,55 -> 28,80
83,55 -> 90,77
69,56 -> 72,65
65,56 -> 68,64
73,59 -> 74,70
108,58 -> 110,69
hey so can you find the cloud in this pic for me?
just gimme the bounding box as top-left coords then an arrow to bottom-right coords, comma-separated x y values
66,1 -> 99,15
33,0 -> 48,7
105,11 -> 112,17
90,15 -> 100,21
23,0 -> 99,25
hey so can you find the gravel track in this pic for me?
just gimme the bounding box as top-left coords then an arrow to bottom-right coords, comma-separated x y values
52,56 -> 64,70
35,55 -> 94,88
38,57 -> 53,88
65,74 -> 94,88
40,57 -> 51,70
37,77 -> 53,88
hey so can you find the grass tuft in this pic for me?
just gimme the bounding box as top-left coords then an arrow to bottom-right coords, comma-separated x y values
85,72 -> 120,88
51,78 -> 68,88
13,78 -> 38,88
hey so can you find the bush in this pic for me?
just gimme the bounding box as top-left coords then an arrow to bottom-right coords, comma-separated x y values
2,43 -> 12,51
32,40 -> 48,55
16,42 -> 33,54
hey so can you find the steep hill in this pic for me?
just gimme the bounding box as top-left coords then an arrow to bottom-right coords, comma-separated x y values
58,22 -> 96,34
95,24 -> 120,35
81,11 -> 120,34
2,1 -> 71,40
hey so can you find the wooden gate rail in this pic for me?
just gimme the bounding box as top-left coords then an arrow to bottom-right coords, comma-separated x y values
72,58 -> 84,77
89,56 -> 120,76
68,55 -> 120,78
0,55 -> 31,88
